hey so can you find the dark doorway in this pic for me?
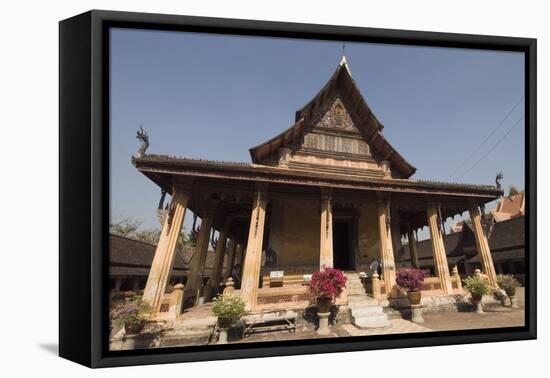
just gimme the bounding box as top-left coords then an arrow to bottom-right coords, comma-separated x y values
333,220 -> 352,271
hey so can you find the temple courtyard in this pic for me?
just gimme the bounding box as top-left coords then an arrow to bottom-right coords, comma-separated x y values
110,288 -> 524,349
231,287 -> 525,344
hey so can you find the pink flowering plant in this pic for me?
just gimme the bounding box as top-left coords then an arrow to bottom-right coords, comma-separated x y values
309,266 -> 347,300
110,296 -> 153,334
396,268 -> 426,292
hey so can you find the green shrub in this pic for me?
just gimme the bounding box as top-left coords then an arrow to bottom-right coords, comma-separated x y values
463,275 -> 492,296
497,274 -> 520,297
212,294 -> 246,325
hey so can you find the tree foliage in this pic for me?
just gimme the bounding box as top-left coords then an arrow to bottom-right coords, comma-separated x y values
109,216 -> 193,250
508,185 -> 520,196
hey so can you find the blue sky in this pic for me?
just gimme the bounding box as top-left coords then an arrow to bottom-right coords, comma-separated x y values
110,28 -> 525,235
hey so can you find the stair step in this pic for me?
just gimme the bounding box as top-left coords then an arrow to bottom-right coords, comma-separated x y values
352,314 -> 391,329
350,306 -> 384,316
348,297 -> 379,307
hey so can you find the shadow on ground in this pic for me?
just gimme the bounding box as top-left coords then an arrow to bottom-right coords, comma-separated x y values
38,343 -> 58,355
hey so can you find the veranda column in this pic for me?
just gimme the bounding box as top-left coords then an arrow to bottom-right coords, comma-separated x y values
142,190 -> 190,310
427,204 -> 453,294
185,201 -> 218,303
376,200 -> 397,297
469,205 -> 498,287
407,226 -> 420,269
240,187 -> 268,311
319,189 -> 334,268
205,225 -> 230,300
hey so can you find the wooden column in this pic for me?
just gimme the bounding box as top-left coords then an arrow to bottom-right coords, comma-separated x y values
185,202 -> 217,304
142,190 -> 190,310
469,205 -> 498,287
319,190 -> 334,268
376,200 -> 397,297
427,204 -> 453,294
205,225 -> 230,300
240,187 -> 268,311
407,226 -> 420,269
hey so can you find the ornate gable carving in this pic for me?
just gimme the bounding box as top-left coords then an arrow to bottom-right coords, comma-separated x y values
299,96 -> 370,157
312,97 -> 357,132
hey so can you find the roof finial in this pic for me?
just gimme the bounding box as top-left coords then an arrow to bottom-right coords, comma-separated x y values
340,42 -> 348,66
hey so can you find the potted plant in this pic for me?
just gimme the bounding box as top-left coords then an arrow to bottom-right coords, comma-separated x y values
110,296 -> 153,335
497,274 -> 521,308
396,267 -> 425,305
308,266 -> 347,335
211,293 -> 246,343
463,275 -> 492,313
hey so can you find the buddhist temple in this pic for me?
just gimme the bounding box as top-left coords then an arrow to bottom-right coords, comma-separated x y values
132,55 -> 503,317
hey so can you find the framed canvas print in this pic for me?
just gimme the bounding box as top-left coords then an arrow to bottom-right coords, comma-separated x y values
59,10 -> 536,368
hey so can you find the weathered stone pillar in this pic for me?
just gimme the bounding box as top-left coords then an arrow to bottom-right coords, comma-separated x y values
185,201 -> 217,304
427,204 -> 453,294
240,187 -> 268,311
376,200 -> 397,297
142,190 -> 190,310
407,226 -> 420,269
319,189 -> 334,268
469,205 -> 498,287
205,225 -> 230,300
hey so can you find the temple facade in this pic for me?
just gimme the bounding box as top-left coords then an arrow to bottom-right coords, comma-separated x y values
132,56 -> 502,316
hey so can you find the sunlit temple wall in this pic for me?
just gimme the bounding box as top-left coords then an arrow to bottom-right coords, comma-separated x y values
267,196 -> 320,270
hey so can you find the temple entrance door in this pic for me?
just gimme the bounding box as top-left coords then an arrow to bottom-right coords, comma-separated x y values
333,219 -> 353,271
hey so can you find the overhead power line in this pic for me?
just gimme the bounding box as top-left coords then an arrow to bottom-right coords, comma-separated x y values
446,96 -> 524,181
455,114 -> 524,181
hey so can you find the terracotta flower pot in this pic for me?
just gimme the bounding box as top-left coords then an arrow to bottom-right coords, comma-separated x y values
125,322 -> 145,335
471,293 -> 483,302
217,317 -> 233,329
407,291 -> 421,305
317,297 -> 332,313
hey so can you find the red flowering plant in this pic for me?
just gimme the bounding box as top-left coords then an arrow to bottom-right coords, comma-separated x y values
396,268 -> 426,292
309,266 -> 347,311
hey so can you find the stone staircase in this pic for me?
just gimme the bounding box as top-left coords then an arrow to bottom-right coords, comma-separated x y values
345,272 -> 391,329
161,304 -> 217,346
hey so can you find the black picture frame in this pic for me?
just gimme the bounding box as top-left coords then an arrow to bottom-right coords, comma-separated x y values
59,9 -> 537,368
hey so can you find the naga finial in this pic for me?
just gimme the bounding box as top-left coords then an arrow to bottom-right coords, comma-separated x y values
495,171 -> 503,190
135,125 -> 149,158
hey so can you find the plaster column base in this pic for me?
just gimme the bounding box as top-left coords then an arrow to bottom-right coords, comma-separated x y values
473,300 -> 484,314
317,312 -> 331,335
217,328 -> 228,344
410,304 -> 424,323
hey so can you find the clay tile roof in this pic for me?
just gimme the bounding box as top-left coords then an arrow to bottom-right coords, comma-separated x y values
496,192 -> 525,218
109,234 -> 202,277
488,215 -> 525,251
